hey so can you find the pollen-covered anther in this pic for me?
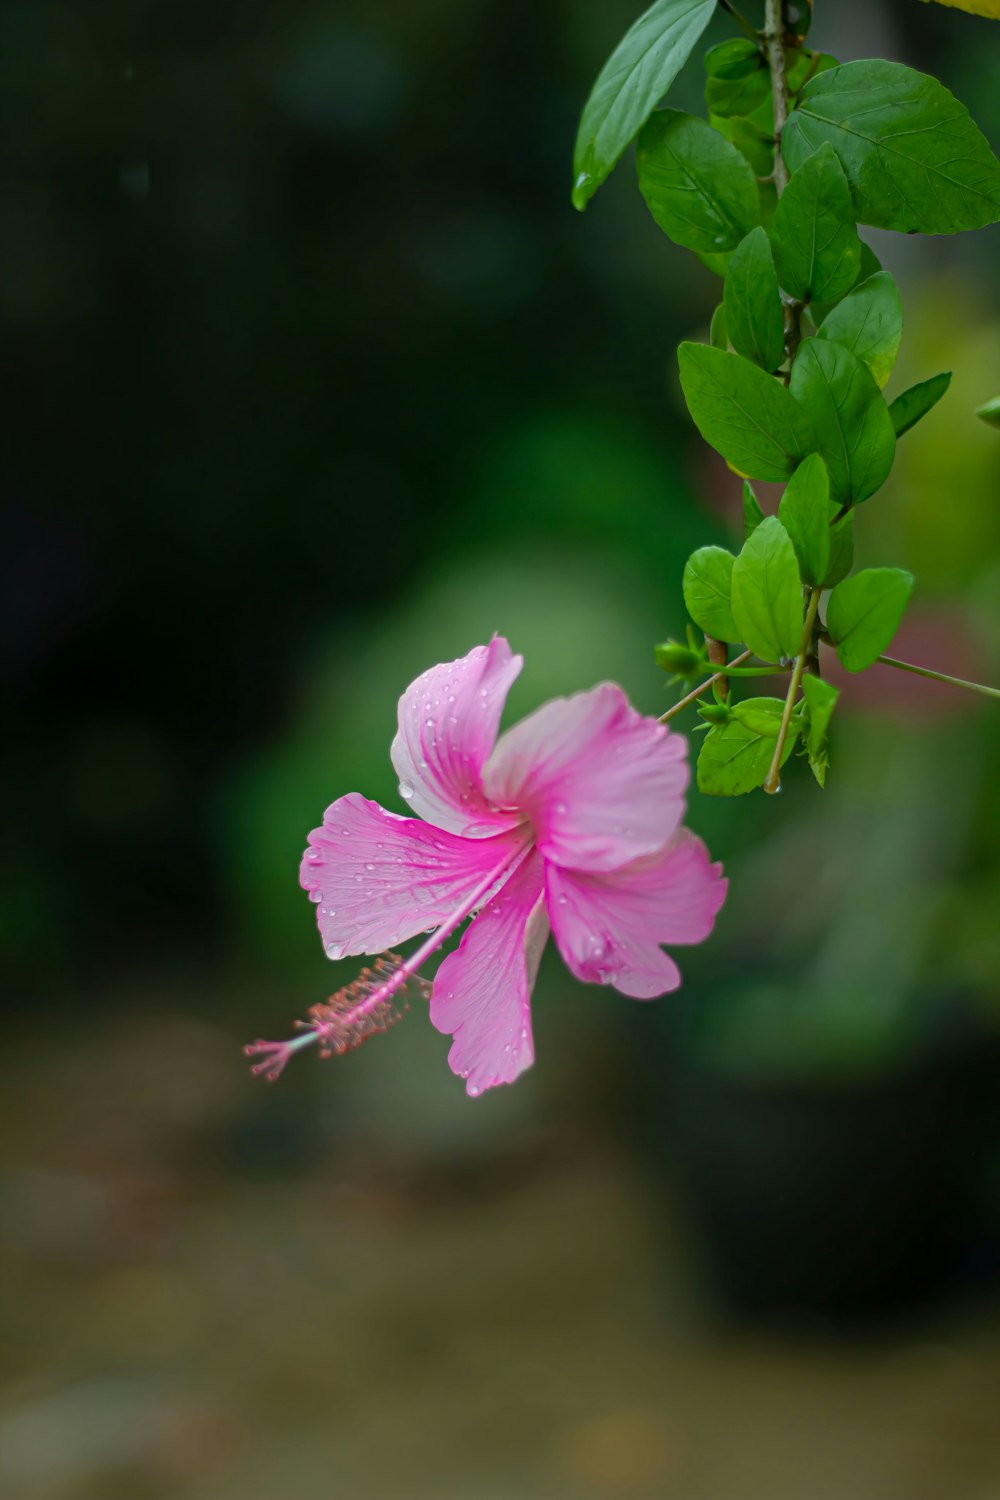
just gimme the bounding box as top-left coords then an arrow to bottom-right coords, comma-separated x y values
245,953 -> 432,1081
306,953 -> 431,1057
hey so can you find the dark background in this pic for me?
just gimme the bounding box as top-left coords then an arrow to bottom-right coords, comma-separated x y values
3,2 -> 1000,1496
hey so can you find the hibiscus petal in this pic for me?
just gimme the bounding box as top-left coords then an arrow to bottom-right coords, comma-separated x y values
430,849 -> 548,1096
546,829 -> 726,999
389,637 -> 524,837
484,684 -> 689,872
300,793 -> 526,959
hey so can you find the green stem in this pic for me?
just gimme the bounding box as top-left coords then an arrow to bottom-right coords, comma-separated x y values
763,586 -> 822,794
763,0 -> 791,196
724,663 -> 792,677
876,653 -> 1000,702
660,649 -> 753,723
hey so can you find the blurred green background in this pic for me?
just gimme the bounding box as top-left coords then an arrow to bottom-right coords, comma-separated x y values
4,1 -> 1000,1496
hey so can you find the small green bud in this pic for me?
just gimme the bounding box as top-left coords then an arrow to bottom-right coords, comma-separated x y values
654,640 -> 706,678
697,703 -> 732,726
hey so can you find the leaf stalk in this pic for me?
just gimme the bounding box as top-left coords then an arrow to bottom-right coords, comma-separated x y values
763,585 -> 822,793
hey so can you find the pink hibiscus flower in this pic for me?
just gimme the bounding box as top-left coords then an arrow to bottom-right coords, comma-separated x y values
246,637 -> 726,1096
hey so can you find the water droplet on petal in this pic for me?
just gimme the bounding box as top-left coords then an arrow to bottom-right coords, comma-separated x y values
309,889 -> 323,903
399,780 -> 414,800
305,847 -> 322,862
468,1083 -> 480,1096
326,942 -> 338,957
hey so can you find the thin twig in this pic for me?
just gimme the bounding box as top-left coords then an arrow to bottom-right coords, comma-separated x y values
659,649 -> 753,724
718,0 -> 761,42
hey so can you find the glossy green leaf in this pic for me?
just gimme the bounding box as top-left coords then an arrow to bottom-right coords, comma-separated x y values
778,452 -> 831,586
683,546 -> 740,642
824,514 -> 854,588
709,304 -> 728,351
782,60 -> 1000,233
723,228 -> 785,371
731,516 -> 803,662
695,247 -> 733,278
789,338 -> 895,503
706,68 -> 769,119
770,143 -> 861,304
889,372 -> 952,437
784,7 -> 816,46
809,240 -> 881,328
730,698 -> 785,737
710,113 -> 774,178
978,396 -> 1000,429
697,698 -> 798,796
826,567 -> 914,672
704,39 -> 761,80
636,110 -> 759,253
743,480 -> 764,542
802,675 -> 839,787
572,0 -> 717,210
678,343 -> 815,480
817,271 -> 903,389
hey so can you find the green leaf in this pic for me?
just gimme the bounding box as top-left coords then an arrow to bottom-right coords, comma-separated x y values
826,567 -> 914,672
682,546 -> 740,642
824,514 -> 854,588
730,698 -> 785,737
770,143 -> 861,304
978,396 -> 1000,429
817,271 -> 903,389
636,110 -> 759,253
778,452 -> 831,586
572,0 -> 717,211
809,240 -> 881,328
743,480 -> 764,542
789,338 -> 896,504
704,39 -> 761,81
710,113 -> 774,178
706,69 -> 770,120
678,343 -> 815,480
801,675 -> 839,787
697,698 -> 798,796
709,303 -> 728,351
785,5 -> 815,44
889,372 -> 952,437
730,516 -> 803,662
694,247 -> 733,278
782,60 -> 1000,234
723,227 -> 785,371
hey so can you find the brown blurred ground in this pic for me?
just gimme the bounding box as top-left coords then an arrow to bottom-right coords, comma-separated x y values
3,1002 -> 1000,1500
